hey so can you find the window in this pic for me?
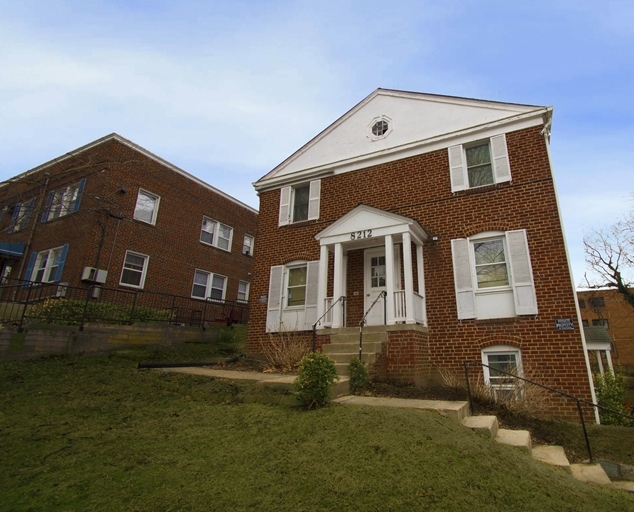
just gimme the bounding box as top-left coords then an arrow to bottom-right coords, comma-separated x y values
266,261 -> 320,332
578,299 -> 586,309
134,189 -> 160,225
278,180 -> 321,226
482,346 -> 522,399
242,234 -> 254,256
448,134 -> 511,192
592,318 -> 609,329
42,178 -> 86,222
25,245 -> 69,283
8,198 -> 35,233
287,265 -> 307,307
582,319 -> 590,327
451,230 -> 537,320
237,280 -> 250,302
367,116 -> 392,140
191,270 -> 226,300
589,297 -> 605,309
120,251 -> 149,288
200,217 -> 233,251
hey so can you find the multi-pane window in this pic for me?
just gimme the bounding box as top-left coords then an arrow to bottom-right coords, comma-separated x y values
191,270 -> 226,300
592,318 -> 609,329
120,251 -> 149,288
292,185 -> 310,223
134,189 -> 160,224
47,182 -> 81,220
10,198 -> 35,232
473,238 -> 509,289
482,346 -> 522,400
582,319 -> 590,327
237,280 -> 250,302
465,142 -> 494,188
200,217 -> 233,251
589,297 -> 605,308
370,256 -> 386,288
287,266 -> 307,307
243,234 -> 254,256
33,247 -> 63,283
578,299 -> 586,309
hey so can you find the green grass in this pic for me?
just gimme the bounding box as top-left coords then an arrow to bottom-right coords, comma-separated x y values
1,341 -> 634,511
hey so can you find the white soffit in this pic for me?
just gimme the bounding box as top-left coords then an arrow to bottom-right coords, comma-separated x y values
256,89 -> 548,190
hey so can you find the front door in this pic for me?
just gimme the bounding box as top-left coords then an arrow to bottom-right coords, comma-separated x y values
364,248 -> 387,326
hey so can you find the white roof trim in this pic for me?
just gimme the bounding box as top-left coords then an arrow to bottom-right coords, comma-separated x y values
5,133 -> 258,214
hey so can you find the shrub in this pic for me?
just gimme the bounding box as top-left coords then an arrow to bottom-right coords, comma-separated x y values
263,327 -> 311,372
594,371 -> 630,426
348,358 -> 370,394
294,352 -> 339,409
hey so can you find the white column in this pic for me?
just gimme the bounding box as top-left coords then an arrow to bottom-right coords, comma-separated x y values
596,351 -> 604,376
385,234 -> 395,325
606,350 -> 614,374
402,232 -> 415,324
316,244 -> 329,327
332,242 -> 344,328
416,243 -> 426,325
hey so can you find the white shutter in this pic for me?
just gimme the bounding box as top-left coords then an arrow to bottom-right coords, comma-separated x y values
506,229 -> 537,315
278,187 -> 291,226
266,265 -> 284,332
490,134 -> 511,183
303,261 -> 320,330
307,180 -> 321,221
451,238 -> 476,319
448,145 -> 467,192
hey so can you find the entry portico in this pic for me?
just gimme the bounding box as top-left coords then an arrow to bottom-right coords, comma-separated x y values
315,205 -> 428,328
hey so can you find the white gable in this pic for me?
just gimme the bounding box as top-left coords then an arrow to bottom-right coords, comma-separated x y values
256,89 -> 549,190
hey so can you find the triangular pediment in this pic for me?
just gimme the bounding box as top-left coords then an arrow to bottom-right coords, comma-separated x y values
256,89 -> 548,190
315,204 -> 427,243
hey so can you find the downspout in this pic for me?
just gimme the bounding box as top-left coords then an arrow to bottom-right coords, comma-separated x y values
541,110 -> 600,423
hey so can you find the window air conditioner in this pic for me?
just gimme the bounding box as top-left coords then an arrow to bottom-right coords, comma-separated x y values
81,267 -> 107,284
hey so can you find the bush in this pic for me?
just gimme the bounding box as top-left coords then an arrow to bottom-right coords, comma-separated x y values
594,371 -> 630,426
294,352 -> 339,409
348,358 -> 370,394
263,327 -> 311,372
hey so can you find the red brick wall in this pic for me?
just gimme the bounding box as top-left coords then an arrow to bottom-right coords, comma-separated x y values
0,138 -> 258,302
248,124 -> 593,414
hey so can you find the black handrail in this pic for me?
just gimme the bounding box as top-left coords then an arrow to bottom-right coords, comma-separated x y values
463,360 -> 634,463
312,296 -> 346,352
358,291 -> 387,361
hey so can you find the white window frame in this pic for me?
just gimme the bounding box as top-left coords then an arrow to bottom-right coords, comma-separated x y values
33,246 -> 64,283
200,216 -> 233,252
237,280 -> 250,303
119,251 -> 149,289
191,269 -> 227,301
481,345 -> 523,399
470,233 -> 512,293
242,234 -> 254,256
285,263 -> 308,309
451,229 -> 537,320
134,189 -> 160,225
278,180 -> 321,226
448,134 -> 511,192
10,198 -> 35,232
47,182 -> 82,221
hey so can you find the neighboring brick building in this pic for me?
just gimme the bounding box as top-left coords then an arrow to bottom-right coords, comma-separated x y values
0,134 -> 257,307
577,288 -> 634,369
248,88 -> 595,418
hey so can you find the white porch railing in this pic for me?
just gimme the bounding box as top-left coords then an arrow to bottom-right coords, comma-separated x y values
393,290 -> 425,324
323,297 -> 333,327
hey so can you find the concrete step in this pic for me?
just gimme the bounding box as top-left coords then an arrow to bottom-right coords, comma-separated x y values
532,445 -> 571,473
323,341 -> 383,354
328,352 -> 376,364
333,395 -> 470,422
570,463 -> 612,485
329,333 -> 387,345
462,415 -> 499,439
495,429 -> 532,454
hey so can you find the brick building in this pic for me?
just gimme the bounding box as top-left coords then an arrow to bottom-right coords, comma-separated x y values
248,89 -> 595,417
0,134 -> 257,307
577,288 -> 634,369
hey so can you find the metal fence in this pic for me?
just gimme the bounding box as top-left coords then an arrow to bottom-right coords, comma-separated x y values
0,279 -> 249,330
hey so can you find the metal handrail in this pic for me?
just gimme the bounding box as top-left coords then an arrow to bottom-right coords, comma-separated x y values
463,360 -> 634,463
358,291 -> 387,361
312,295 -> 346,352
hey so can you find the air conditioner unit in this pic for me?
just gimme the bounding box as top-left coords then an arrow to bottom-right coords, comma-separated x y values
81,267 -> 107,284
56,283 -> 68,297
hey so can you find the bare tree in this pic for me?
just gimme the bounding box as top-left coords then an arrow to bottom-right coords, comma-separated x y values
584,212 -> 634,308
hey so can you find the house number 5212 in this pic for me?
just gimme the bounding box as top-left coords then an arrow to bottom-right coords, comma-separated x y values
350,229 -> 372,240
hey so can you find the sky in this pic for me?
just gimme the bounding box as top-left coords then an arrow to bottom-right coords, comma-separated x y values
1,0 -> 633,285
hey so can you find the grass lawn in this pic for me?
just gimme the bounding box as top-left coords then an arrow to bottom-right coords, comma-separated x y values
2,333 -> 634,511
